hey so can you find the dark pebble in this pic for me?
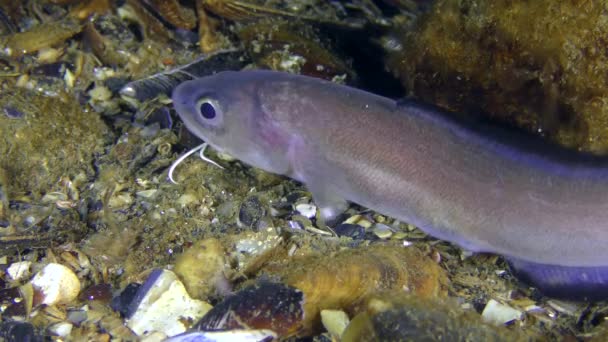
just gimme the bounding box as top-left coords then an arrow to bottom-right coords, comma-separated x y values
3,106 -> 24,119
30,62 -> 71,78
0,287 -> 27,318
111,283 -> 141,318
238,196 -> 266,229
334,223 -> 365,239
80,283 -> 113,303
143,106 -> 172,129
104,77 -> 131,94
0,321 -> 38,342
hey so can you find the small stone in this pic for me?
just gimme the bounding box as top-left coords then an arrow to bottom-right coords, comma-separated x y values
481,299 -> 523,325
343,215 -> 373,229
321,309 -> 350,338
6,261 -> 32,282
80,283 -> 113,303
136,189 -> 158,199
295,203 -> 316,219
111,283 -> 141,317
333,224 -> 365,239
48,322 -> 73,337
0,321 -> 36,341
373,223 -> 394,239
176,193 -> 198,206
238,196 -> 266,228
546,299 -> 582,316
31,263 -> 80,306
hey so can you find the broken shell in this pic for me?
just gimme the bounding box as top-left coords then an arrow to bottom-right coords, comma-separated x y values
126,269 -> 212,337
31,263 -> 80,306
4,18 -> 82,57
194,282 -> 304,338
266,244 -> 448,335
481,299 -> 524,326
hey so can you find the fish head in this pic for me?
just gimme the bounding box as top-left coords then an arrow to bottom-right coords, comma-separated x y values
172,71 -> 294,175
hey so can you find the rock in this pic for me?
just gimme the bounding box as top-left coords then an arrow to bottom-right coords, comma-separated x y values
6,261 -> 31,282
31,263 -> 80,306
321,309 -> 350,339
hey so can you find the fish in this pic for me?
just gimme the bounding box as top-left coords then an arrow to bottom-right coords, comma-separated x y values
172,70 -> 608,300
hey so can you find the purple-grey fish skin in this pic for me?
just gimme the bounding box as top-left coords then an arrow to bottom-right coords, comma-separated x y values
173,70 -> 608,298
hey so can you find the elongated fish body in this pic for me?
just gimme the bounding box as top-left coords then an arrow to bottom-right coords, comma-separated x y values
173,70 -> 608,299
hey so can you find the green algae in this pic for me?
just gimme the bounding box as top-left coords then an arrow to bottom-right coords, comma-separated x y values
388,0 -> 608,153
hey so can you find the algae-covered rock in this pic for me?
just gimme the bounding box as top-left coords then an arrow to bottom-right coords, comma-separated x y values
0,89 -> 110,198
388,0 -> 608,153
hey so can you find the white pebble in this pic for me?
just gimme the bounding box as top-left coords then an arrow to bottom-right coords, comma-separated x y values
48,322 -> 73,337
481,299 -> 523,325
321,309 -> 350,338
295,203 -> 317,218
7,261 -> 32,281
31,263 -> 80,306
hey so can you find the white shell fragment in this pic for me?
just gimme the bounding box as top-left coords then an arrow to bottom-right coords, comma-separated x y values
166,329 -> 277,342
7,261 -> 32,281
126,269 -> 212,337
31,263 -> 80,306
321,309 -> 350,338
481,299 -> 523,325
295,203 -> 317,219
48,322 -> 73,338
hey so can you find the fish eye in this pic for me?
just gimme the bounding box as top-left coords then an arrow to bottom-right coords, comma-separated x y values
195,97 -> 222,124
199,101 -> 216,119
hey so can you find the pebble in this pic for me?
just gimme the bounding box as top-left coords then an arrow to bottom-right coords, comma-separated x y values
126,269 -> 212,337
0,321 -> 36,341
6,261 -> 32,282
48,322 -> 73,338
321,309 -> 350,338
80,283 -> 113,303
481,299 -> 523,325
111,283 -> 141,317
333,224 -> 365,239
295,203 -> 316,219
31,263 -> 80,306
238,196 -> 266,228
343,215 -> 373,229
372,223 -> 394,239
136,189 -> 158,199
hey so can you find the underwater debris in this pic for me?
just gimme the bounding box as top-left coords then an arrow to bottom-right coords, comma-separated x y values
120,49 -> 249,103
2,17 -> 82,57
147,0 -> 197,30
